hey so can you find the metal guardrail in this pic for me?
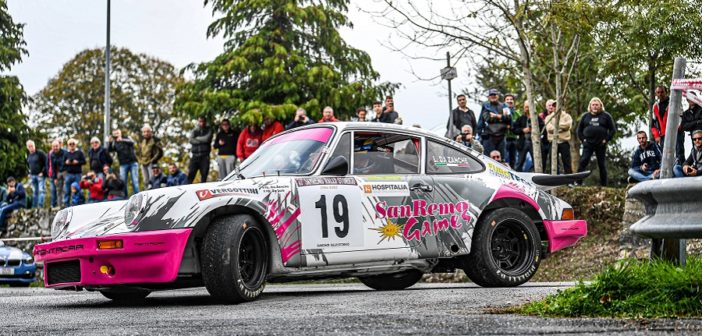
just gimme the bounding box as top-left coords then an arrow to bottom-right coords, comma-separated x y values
0,237 -> 52,242
628,176 -> 702,239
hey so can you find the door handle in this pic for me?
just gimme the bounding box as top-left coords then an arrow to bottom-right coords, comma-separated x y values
410,183 -> 433,193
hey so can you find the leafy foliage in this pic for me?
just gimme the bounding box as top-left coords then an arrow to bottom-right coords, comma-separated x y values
177,0 -> 398,125
0,0 -> 30,179
516,258 -> 702,318
30,48 -> 190,161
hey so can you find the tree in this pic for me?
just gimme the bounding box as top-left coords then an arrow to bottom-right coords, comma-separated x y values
176,0 -> 398,125
0,0 -> 31,179
30,48 -> 189,161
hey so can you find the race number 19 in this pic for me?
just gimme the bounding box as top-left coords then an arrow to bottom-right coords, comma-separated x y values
299,184 -> 363,250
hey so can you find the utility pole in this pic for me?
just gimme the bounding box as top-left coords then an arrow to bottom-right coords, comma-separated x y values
441,52 -> 457,138
104,0 -> 111,142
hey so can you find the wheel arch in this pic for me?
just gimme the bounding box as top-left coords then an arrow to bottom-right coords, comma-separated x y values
188,205 -> 287,275
480,197 -> 547,243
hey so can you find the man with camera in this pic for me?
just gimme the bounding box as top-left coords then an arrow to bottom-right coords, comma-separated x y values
454,125 -> 484,153
286,108 -> 316,129
79,170 -> 105,203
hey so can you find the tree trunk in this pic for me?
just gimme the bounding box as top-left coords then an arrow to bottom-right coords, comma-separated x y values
515,22 -> 541,173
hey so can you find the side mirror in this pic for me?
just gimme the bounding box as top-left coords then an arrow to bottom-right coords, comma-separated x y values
321,156 -> 349,176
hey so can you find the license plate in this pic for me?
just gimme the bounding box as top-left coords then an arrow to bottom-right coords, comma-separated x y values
0,267 -> 14,275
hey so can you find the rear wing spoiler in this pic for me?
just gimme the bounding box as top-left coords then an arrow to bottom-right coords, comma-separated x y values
513,171 -> 591,191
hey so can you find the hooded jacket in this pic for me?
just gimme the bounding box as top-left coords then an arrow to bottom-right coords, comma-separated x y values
237,127 -> 263,160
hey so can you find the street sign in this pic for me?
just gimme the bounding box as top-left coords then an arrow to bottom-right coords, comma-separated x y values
440,66 -> 457,80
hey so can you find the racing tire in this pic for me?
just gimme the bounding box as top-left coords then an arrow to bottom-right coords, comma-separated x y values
462,208 -> 541,287
358,270 -> 423,291
100,289 -> 150,302
201,214 -> 268,304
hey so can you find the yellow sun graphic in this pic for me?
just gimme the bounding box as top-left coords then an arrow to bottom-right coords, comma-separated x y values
370,218 -> 404,243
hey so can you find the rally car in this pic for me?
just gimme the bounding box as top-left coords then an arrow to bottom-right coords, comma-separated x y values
34,123 -> 587,303
1,241 -> 37,287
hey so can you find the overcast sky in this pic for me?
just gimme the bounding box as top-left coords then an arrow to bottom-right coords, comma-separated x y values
6,0 -> 480,133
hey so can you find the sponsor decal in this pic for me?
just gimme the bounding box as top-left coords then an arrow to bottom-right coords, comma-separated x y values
259,184 -> 290,193
369,218 -> 404,243
296,177 -> 357,187
196,187 -> 259,201
431,155 -> 472,168
487,162 -> 512,180
361,182 -> 410,197
35,244 -> 84,256
373,199 -> 472,242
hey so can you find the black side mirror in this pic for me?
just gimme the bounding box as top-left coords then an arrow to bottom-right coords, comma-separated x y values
321,156 -> 349,176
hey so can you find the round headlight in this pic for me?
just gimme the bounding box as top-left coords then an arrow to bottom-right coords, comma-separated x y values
51,208 -> 73,238
124,193 -> 145,228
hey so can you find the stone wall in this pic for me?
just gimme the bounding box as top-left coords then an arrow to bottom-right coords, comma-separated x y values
0,209 -> 55,253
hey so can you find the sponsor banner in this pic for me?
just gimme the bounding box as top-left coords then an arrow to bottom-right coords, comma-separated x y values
431,155 -> 472,168
487,162 -> 512,180
295,177 -> 357,187
196,187 -> 260,201
362,182 -> 410,197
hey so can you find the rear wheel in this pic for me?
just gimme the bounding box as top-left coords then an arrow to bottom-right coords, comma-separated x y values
462,208 -> 541,287
100,289 -> 150,303
201,214 -> 268,303
358,270 -> 423,290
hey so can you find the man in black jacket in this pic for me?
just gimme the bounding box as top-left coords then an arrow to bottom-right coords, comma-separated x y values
188,116 -> 213,183
47,139 -> 66,208
88,137 -> 113,179
26,140 -> 47,208
674,130 -> 702,177
447,94 -> 477,139
213,118 -> 239,179
63,138 -> 86,206
513,101 -> 543,172
681,97 -> 702,146
286,108 -> 315,129
576,97 -> 617,186
108,129 -> 139,195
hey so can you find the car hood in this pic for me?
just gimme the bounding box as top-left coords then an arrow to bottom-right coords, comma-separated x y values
0,246 -> 28,260
52,177 -> 294,241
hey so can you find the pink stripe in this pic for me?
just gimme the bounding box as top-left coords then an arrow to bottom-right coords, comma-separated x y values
264,127 -> 333,146
266,200 -> 279,220
280,240 -> 302,263
270,207 -> 287,228
275,208 -> 301,238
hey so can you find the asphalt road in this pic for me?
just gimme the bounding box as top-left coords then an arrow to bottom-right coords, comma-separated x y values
2,282 -> 701,335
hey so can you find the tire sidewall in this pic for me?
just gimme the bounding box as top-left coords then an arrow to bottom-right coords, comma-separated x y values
474,208 -> 541,286
228,223 -> 267,301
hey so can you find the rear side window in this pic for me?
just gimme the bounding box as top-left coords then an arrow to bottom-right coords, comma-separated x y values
353,132 -> 420,174
426,140 -> 483,174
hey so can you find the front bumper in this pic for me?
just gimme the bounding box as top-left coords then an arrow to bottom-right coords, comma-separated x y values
0,264 -> 37,284
33,228 -> 191,288
543,219 -> 588,253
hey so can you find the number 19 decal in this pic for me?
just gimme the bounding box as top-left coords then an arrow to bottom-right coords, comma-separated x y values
299,185 -> 363,250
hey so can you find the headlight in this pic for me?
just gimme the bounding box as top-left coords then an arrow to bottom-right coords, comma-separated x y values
23,255 -> 34,265
51,208 -> 73,238
124,193 -> 145,228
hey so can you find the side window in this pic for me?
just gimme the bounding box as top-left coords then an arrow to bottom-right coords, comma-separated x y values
426,140 -> 483,174
353,132 -> 420,174
325,132 -> 351,173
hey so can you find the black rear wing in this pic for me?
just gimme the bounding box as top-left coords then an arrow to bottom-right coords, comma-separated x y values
514,171 -> 591,190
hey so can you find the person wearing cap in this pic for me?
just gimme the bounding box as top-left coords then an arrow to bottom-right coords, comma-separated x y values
504,93 -> 521,169
479,89 -> 511,157
147,164 -> 168,190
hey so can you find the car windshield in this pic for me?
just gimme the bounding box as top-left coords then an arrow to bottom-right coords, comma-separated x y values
227,127 -> 334,179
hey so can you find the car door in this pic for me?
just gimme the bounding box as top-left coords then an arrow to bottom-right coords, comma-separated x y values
296,130 -> 435,266
423,139 -> 489,257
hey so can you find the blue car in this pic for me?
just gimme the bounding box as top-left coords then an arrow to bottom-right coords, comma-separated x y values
0,241 -> 37,287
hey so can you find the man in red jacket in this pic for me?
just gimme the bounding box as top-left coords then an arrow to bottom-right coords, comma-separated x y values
262,116 -> 284,141
651,85 -> 669,146
319,106 -> 339,123
79,171 -> 105,203
237,123 -> 263,163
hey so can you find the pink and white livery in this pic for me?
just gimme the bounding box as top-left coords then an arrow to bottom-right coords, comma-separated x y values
34,123 -> 587,303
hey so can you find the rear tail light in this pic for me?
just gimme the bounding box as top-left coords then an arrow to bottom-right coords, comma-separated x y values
97,240 -> 123,250
561,208 -> 574,220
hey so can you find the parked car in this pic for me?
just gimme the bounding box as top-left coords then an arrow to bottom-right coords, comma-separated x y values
34,123 -> 587,303
0,241 -> 37,287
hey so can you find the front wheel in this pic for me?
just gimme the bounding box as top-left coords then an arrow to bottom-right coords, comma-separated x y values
462,208 -> 541,287
358,270 -> 423,290
201,214 -> 268,304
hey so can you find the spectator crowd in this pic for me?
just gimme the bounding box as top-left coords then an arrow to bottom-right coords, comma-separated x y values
3,87 -> 702,233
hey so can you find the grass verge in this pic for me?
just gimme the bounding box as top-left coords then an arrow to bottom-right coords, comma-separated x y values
510,258 -> 702,318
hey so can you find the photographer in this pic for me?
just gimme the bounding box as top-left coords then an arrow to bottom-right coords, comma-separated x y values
79,171 -> 105,203
102,166 -> 127,201
454,125 -> 484,153
286,108 -> 315,130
